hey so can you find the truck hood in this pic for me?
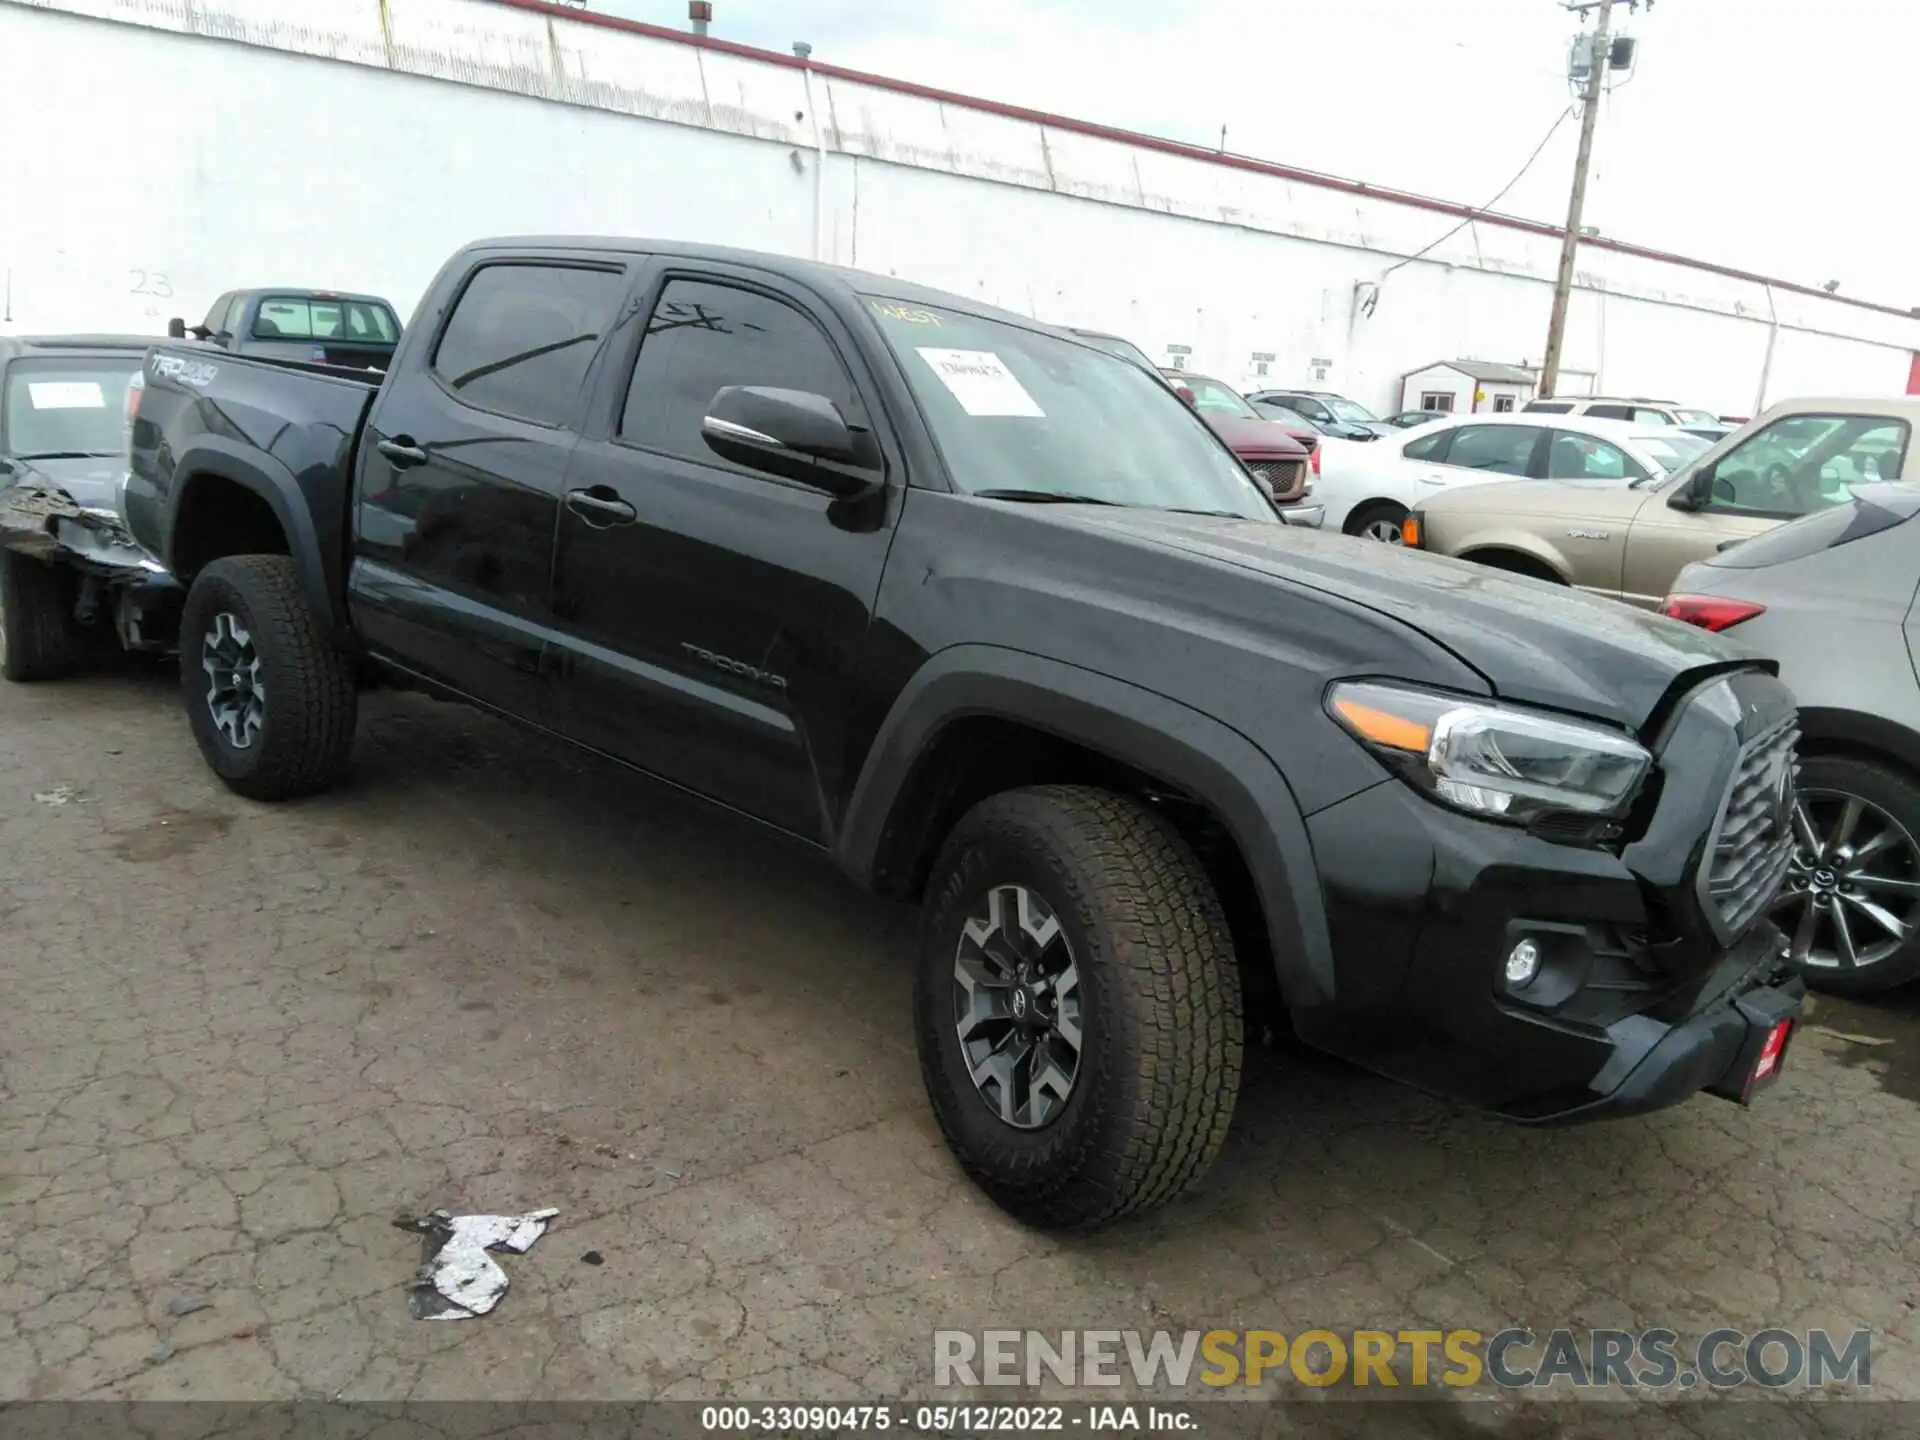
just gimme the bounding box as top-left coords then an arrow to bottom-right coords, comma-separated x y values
1072,507 -> 1745,732
1200,414 -> 1308,458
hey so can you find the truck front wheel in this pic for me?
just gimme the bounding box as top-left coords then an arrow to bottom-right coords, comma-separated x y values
179,556 -> 357,800
915,785 -> 1244,1229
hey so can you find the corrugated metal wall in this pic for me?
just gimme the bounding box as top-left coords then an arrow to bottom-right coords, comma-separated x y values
3,0 -> 1916,414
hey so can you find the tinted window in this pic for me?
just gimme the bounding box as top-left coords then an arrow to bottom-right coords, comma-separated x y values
1708,414 -> 1911,517
1525,401 -> 1573,413
1402,428 -> 1451,461
1443,425 -> 1541,475
1585,404 -> 1633,420
622,279 -> 855,460
433,264 -> 624,427
1547,431 -> 1644,481
222,296 -> 248,337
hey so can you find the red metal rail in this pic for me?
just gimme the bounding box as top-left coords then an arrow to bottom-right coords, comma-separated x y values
486,0 -> 1912,322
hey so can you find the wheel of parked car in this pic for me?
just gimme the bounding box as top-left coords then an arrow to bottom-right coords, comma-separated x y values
178,555 -> 358,801
914,785 -> 1244,1229
0,549 -> 85,683
1775,755 -> 1920,995
1346,501 -> 1408,545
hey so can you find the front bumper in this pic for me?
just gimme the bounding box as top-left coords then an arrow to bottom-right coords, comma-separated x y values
1293,668 -> 1804,1123
1278,502 -> 1325,529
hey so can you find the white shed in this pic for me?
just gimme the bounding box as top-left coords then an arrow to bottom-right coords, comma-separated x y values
1399,360 -> 1546,416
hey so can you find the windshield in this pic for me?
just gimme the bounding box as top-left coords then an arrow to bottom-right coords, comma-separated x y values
1179,376 -> 1262,420
254,297 -> 399,343
868,299 -> 1275,521
1072,332 -> 1161,377
3,358 -> 141,458
1325,396 -> 1379,425
1672,408 -> 1718,425
1635,432 -> 1711,470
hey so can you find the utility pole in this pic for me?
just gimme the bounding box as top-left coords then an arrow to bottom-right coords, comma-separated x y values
1538,0 -> 1613,399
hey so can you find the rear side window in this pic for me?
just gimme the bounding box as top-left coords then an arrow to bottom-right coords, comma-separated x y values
1547,431 -> 1645,481
1585,403 -> 1633,421
1630,408 -> 1673,426
433,264 -> 625,428
621,278 -> 855,463
1445,425 -> 1542,475
1524,401 -> 1573,413
1402,428 -> 1451,461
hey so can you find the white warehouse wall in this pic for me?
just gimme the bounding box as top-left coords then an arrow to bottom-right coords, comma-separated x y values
3,0 -> 1916,419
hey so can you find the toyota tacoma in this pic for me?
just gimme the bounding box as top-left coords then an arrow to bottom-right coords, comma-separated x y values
90,237 -> 1804,1229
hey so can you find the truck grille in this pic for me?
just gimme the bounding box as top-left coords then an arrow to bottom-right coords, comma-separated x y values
1249,459 -> 1305,501
1703,714 -> 1799,938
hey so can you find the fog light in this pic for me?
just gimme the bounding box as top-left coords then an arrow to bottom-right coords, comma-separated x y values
1505,938 -> 1542,988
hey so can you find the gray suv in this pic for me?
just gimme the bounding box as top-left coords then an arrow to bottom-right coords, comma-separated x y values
1665,483 -> 1920,993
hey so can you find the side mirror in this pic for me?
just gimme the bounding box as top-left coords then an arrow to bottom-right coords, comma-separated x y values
1668,465 -> 1713,512
701,386 -> 883,500
0,457 -> 14,478
166,317 -> 186,339
1175,386 -> 1197,408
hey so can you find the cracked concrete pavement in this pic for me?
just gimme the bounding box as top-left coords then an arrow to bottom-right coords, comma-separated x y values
3,665 -> 1919,1413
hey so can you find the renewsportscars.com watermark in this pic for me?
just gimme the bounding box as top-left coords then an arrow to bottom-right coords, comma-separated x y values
934,1328 -> 1874,1391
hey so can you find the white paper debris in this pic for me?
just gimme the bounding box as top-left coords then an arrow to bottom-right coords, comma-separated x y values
915,348 -> 1045,417
27,381 -> 106,410
402,1207 -> 559,1320
34,787 -> 83,806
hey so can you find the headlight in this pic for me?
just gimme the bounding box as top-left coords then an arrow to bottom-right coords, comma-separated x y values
1327,681 -> 1651,824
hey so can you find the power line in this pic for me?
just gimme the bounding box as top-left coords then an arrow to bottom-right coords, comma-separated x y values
1377,104 -> 1575,282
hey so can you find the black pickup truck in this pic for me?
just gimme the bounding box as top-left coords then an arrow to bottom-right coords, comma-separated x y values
102,237 -> 1803,1229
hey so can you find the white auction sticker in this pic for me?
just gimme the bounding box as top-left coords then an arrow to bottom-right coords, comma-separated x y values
915,348 -> 1045,418
27,381 -> 107,410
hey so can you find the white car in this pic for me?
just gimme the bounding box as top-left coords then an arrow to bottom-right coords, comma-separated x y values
1316,413 -> 1715,543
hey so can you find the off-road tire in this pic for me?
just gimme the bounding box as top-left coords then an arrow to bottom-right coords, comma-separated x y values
0,549 -> 83,682
179,555 -> 357,800
915,785 -> 1244,1229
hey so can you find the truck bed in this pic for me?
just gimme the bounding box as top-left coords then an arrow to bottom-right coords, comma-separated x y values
124,345 -> 382,616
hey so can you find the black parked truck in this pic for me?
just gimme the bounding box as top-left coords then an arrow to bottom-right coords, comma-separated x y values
167,288 -> 402,372
82,236 -> 1805,1228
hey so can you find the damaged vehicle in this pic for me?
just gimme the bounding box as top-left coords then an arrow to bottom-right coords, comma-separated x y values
126,238 -> 1806,1230
0,335 -> 178,680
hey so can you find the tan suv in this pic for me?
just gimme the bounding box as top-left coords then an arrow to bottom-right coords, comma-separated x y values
1406,397 -> 1918,607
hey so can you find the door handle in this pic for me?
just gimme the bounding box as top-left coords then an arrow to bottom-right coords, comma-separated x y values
377,437 -> 429,468
565,487 -> 638,526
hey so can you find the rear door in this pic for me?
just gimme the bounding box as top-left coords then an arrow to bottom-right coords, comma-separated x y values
1624,411 -> 1913,608
350,252 -> 632,721
548,263 -> 901,842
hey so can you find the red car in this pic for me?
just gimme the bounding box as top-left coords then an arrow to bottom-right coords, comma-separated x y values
1158,369 -> 1323,526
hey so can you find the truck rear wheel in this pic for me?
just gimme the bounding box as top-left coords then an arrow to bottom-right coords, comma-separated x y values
179,556 -> 357,800
0,550 -> 84,683
915,785 -> 1244,1229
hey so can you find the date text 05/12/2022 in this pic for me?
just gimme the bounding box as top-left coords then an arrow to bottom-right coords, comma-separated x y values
700,1405 -> 1195,1434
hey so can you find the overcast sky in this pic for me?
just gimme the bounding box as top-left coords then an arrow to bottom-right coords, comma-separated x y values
590,0 -> 1913,307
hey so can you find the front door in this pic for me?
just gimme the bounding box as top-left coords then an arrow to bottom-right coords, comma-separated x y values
1624,412 -> 1912,607
350,256 -> 632,720
548,267 -> 899,842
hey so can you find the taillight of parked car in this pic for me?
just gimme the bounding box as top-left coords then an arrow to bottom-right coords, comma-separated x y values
1660,594 -> 1765,631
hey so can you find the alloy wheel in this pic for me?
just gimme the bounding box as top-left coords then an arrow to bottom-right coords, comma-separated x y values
1363,518 -> 1405,544
201,611 -> 266,749
952,883 -> 1083,1130
1774,788 -> 1920,972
